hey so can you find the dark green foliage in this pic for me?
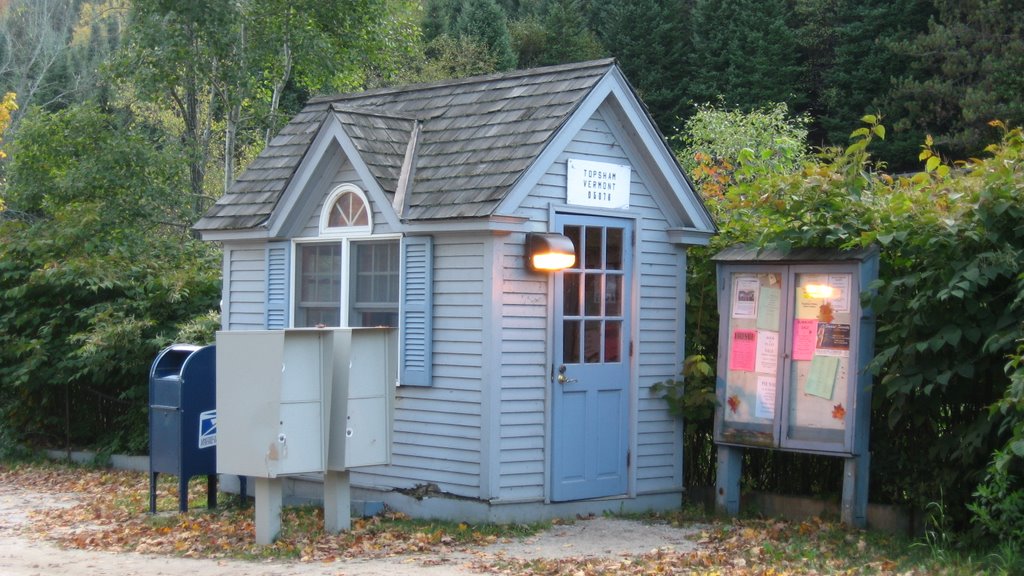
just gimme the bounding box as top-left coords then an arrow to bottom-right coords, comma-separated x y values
452,0 -> 517,70
593,0 -> 690,132
536,0 -> 604,66
802,0 -> 932,169
969,343 -> 1024,551
0,104 -> 221,454
887,0 -> 1024,162
423,0 -> 463,41
689,0 -> 806,112
508,0 -> 603,69
665,105 -> 1024,532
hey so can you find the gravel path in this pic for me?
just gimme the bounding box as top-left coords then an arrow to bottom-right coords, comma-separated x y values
0,483 -> 703,575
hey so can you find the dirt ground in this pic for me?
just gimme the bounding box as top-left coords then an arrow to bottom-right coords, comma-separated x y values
0,482 -> 703,575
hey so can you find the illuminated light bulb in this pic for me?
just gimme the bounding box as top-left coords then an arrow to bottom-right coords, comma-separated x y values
531,252 -> 576,271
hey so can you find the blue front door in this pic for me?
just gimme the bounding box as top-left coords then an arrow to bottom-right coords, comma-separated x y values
551,214 -> 633,501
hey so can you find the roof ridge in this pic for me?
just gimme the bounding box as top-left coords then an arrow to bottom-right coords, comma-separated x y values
330,104 -> 420,122
309,58 -> 617,105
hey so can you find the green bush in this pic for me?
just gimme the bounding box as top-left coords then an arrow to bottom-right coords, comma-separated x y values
664,109 -> 1024,529
0,104 -> 221,454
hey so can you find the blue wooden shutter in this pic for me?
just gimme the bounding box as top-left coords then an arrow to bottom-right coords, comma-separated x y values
399,236 -> 433,386
265,241 -> 291,329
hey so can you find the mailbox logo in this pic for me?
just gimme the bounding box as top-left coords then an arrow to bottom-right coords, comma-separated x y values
198,410 -> 217,449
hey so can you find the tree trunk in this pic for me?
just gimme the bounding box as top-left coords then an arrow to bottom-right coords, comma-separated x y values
265,40 -> 293,146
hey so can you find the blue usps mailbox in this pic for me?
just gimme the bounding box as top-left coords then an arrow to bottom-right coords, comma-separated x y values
148,344 -> 218,513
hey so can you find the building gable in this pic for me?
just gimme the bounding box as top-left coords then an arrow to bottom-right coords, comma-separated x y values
496,67 -> 714,242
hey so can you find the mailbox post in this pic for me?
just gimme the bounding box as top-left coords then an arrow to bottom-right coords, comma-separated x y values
712,246 -> 878,527
216,327 -> 396,544
148,344 -> 218,513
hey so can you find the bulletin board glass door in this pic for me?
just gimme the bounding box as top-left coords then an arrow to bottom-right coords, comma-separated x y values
716,267 -> 786,448
780,266 -> 859,453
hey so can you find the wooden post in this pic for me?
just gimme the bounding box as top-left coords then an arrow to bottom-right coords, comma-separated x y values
841,452 -> 870,528
715,445 -> 743,516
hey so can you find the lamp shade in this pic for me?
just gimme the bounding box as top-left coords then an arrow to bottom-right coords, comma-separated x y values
526,233 -> 576,271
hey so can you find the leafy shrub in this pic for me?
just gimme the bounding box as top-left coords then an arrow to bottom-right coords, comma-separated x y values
664,108 -> 1024,528
0,104 -> 221,454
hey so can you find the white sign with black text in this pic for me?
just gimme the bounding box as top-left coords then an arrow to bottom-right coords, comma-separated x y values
567,159 -> 631,210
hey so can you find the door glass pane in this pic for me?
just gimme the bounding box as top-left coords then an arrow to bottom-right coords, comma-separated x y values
605,321 -> 621,362
606,228 -> 623,270
585,227 -> 603,269
584,320 -> 602,363
564,225 -> 582,270
584,273 -> 602,316
563,320 -> 580,363
563,272 -> 580,316
605,275 -> 622,316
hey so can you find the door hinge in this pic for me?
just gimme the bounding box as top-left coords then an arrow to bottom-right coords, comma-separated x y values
629,340 -> 634,357
626,450 -> 631,468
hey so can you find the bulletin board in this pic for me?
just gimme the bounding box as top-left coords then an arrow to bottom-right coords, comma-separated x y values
718,271 -> 783,447
712,246 -> 877,457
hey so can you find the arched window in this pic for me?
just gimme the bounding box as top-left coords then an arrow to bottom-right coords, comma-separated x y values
320,184 -> 371,235
296,183 -> 398,329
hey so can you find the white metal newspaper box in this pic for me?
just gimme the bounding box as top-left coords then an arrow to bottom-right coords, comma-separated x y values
216,327 -> 396,543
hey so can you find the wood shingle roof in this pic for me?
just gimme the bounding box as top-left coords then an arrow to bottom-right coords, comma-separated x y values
194,59 -> 617,232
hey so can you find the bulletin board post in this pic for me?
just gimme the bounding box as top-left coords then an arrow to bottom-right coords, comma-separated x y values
710,245 -> 878,528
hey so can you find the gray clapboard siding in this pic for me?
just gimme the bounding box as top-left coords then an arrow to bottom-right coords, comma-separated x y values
496,234 -> 549,498
563,105 -> 685,494
225,246 -> 267,330
354,236 -> 488,497
492,102 -> 689,499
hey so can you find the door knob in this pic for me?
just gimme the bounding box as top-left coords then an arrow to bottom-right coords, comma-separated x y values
557,373 -> 577,384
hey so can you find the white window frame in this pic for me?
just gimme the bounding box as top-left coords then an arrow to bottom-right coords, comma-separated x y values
319,183 -> 373,238
291,183 -> 400,328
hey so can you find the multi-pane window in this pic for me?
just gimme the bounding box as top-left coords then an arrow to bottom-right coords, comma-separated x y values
349,241 -> 399,327
296,243 -> 342,327
294,186 -> 398,328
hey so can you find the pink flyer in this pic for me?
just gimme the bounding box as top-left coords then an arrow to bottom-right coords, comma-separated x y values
729,329 -> 757,372
793,318 -> 818,361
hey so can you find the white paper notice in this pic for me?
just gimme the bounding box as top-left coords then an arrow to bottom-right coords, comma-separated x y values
755,330 -> 779,374
732,277 -> 759,319
828,274 -> 852,313
756,375 -> 776,419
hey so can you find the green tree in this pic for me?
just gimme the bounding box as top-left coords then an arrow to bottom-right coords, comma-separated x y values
594,0 -> 691,131
423,0 -> 462,41
0,0 -> 104,123
420,34 -> 501,80
0,103 -> 221,453
887,0 -> 1024,160
119,0 -> 419,214
804,0 -> 931,169
689,0 -> 806,112
452,0 -> 517,70
537,0 -> 603,66
661,103 -> 810,487
118,0 -> 238,218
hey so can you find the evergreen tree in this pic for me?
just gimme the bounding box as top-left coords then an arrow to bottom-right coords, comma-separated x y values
811,0 -> 931,168
453,0 -> 517,70
689,0 -> 806,112
595,0 -> 692,132
887,0 -> 1024,161
423,0 -> 462,41
538,0 -> 603,66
